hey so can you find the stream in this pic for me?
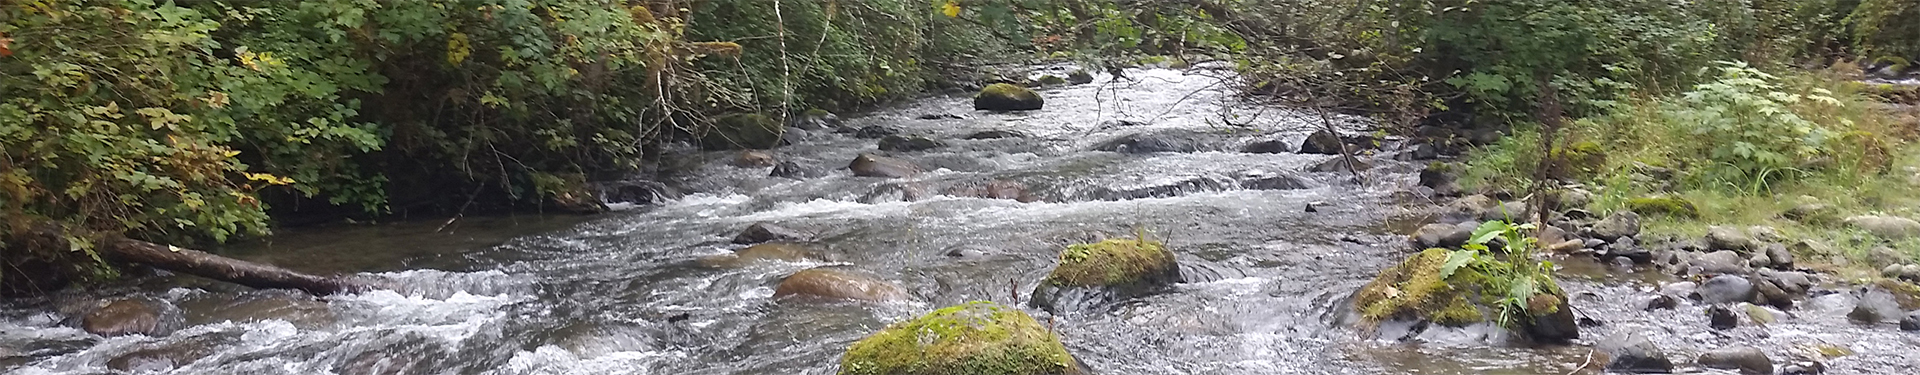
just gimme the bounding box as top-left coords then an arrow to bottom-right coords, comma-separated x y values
3,66 -> 1916,374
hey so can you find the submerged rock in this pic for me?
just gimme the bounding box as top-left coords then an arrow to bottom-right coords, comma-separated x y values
1697,346 -> 1773,375
733,222 -> 809,245
81,298 -> 182,337
964,130 -> 1027,139
703,243 -> 824,267
700,113 -> 785,150
1091,131 -> 1214,153
775,268 -> 910,302
733,150 -> 777,168
848,153 -> 923,178
1707,305 -> 1739,330
1031,238 -> 1180,313
974,83 -> 1045,111
852,125 -> 900,139
1242,139 -> 1293,154
838,301 -> 1079,375
877,135 -> 944,152
1600,332 -> 1674,373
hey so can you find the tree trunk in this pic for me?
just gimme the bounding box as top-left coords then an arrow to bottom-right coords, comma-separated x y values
104,238 -> 374,296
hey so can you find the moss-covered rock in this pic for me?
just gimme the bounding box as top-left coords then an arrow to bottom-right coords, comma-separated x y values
1626,196 -> 1699,218
700,113 -> 786,150
1034,75 -> 1068,86
1544,140 -> 1606,180
1352,248 -> 1578,344
1030,238 -> 1180,313
974,83 -> 1044,111
839,301 -> 1079,375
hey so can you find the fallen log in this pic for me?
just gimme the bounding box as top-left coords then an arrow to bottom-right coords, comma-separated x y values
103,237 -> 375,296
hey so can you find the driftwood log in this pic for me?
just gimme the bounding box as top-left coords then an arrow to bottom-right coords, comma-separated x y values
102,238 -> 374,296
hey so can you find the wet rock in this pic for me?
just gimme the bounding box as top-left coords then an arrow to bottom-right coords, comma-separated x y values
848,153 -> 923,178
1753,277 -> 1794,309
704,243 -> 824,267
1480,201 -> 1530,222
1694,275 -> 1757,305
1395,143 -> 1440,161
1845,215 -> 1920,238
916,113 -> 964,120
942,244 -> 997,259
1645,294 -> 1679,310
1781,363 -> 1826,375
1354,248 -> 1579,343
1308,156 -> 1372,173
1742,303 -> 1784,324
81,299 -> 181,337
1067,69 -> 1095,85
946,179 -> 1040,202
963,130 -> 1026,139
1299,129 -> 1345,154
106,336 -> 225,373
699,113 -> 785,150
860,181 -> 932,203
1691,251 -> 1750,275
1031,238 -> 1180,313
1584,238 -> 1608,249
1599,332 -> 1674,373
593,179 -> 680,206
733,150 -> 776,168
1747,253 -> 1773,269
1590,212 -> 1640,241
769,161 -> 810,179
1082,177 -> 1233,201
184,291 -> 335,328
1758,269 -> 1816,294
1747,226 -> 1785,243
1763,243 -> 1794,270
852,125 -> 899,139
1442,195 -> 1499,222
1707,226 -> 1758,252
787,110 -> 841,130
877,135 -> 944,152
1697,346 -> 1773,375
1242,139 -> 1293,154
839,301 -> 1078,375
1240,172 -> 1319,191
1412,223 -> 1469,249
1092,131 -> 1215,153
1418,164 -> 1461,197
1901,310 -> 1920,331
1707,305 -> 1739,330
733,222 -> 808,245
1849,288 -> 1903,324
974,83 -> 1045,111
774,268 -> 910,302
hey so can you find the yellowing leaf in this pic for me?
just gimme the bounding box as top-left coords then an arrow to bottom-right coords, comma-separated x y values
940,1 -> 961,18
447,33 -> 472,66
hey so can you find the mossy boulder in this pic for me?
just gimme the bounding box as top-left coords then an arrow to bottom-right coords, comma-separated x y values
974,83 -> 1044,111
839,301 -> 1080,375
1030,238 -> 1180,313
1352,248 -> 1578,344
700,113 -> 785,150
1626,196 -> 1699,218
1544,141 -> 1606,180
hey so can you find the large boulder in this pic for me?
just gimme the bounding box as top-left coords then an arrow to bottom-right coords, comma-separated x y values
1706,226 -> 1758,252
974,83 -> 1044,111
700,113 -> 785,150
1845,215 -> 1920,238
80,298 -> 182,337
839,301 -> 1080,375
775,268 -> 910,302
1030,238 -> 1180,313
849,154 -> 924,178
1299,130 -> 1346,154
1599,332 -> 1674,373
1697,346 -> 1773,375
1352,248 -> 1577,344
1849,287 -> 1904,324
1694,275 -> 1756,305
1591,211 -> 1640,241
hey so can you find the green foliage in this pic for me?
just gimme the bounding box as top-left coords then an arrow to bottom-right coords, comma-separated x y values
1847,0 -> 1920,64
1458,220 -> 1562,327
1354,220 -> 1562,330
1667,62 -> 1839,191
1626,197 -> 1702,218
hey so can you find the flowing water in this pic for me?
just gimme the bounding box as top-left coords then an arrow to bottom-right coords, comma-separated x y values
4,67 -> 1917,374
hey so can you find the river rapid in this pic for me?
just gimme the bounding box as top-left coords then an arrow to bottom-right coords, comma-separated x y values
3,66 -> 1916,374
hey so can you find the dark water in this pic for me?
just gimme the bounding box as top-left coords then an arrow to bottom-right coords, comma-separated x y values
3,67 -> 1916,374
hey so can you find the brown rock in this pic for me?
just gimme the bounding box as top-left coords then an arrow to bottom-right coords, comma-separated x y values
734,150 -> 776,168
848,153 -> 922,178
774,268 -> 910,302
82,299 -> 174,337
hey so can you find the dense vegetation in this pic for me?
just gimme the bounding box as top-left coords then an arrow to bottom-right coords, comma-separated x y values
4,0 -> 1919,292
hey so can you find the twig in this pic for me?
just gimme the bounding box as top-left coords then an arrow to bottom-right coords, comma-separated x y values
1315,105 -> 1364,182
1565,348 -> 1594,375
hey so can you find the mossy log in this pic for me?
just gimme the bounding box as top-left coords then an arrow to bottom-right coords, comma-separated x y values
104,238 -> 374,296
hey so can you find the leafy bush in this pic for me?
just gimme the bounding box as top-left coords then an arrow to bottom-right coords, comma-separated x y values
1665,62 -> 1840,191
1847,0 -> 1920,65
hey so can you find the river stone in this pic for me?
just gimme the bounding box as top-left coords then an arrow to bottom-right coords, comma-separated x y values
1600,332 -> 1674,373
1240,172 -> 1319,191
1707,226 -> 1757,252
974,83 -> 1044,111
839,301 -> 1077,375
733,222 -> 808,245
1902,310 -> 1920,331
964,130 -> 1027,139
1849,288 -> 1904,323
1694,275 -> 1756,305
769,161 -> 811,179
1645,294 -> 1679,310
1443,195 -> 1498,222
1763,243 -> 1794,270
1742,303 -> 1785,325
734,150 -> 776,168
1697,346 -> 1773,375
1866,246 -> 1904,268
1299,129 -> 1345,154
1758,269 -> 1816,294
788,110 -> 841,130
877,135 -> 944,152
1707,305 -> 1739,330
82,299 -> 180,337
1546,239 -> 1585,254
1753,276 -> 1794,308
1242,139 -> 1292,154
1067,69 -> 1095,85
1845,215 -> 1920,238
1747,253 -> 1772,269
1418,164 -> 1461,197
775,268 -> 910,302
946,179 -> 1040,202
1031,238 -> 1180,313
1591,211 -> 1641,241
1092,131 -> 1210,153
1412,223 -> 1469,248
1690,251 -> 1749,276
848,153 -> 922,178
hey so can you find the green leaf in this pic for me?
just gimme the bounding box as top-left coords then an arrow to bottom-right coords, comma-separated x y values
1469,220 -> 1510,245
1440,249 -> 1477,279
